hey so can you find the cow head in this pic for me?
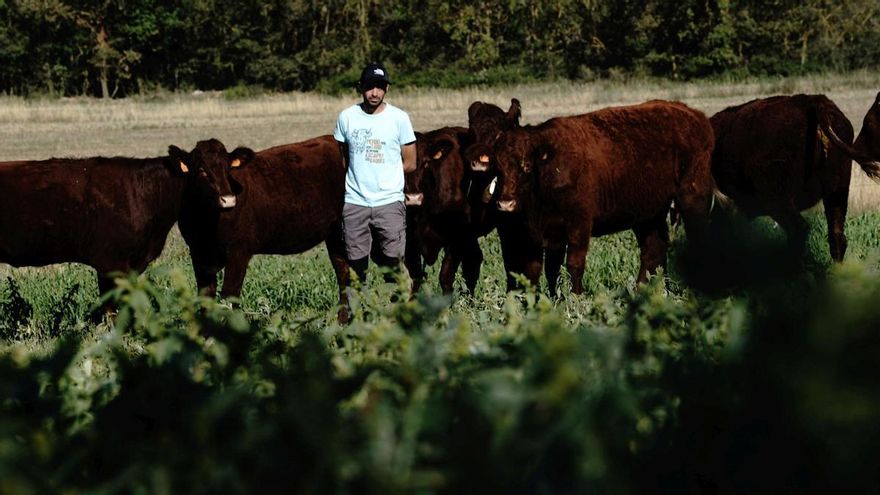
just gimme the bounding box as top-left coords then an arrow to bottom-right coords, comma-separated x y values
410,128 -> 471,217
854,91 -> 880,165
169,139 -> 255,209
465,98 -> 522,173
492,131 -> 553,213
405,132 -> 427,206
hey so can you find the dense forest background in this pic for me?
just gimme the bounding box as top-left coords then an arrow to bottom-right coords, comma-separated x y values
1,0 -> 878,97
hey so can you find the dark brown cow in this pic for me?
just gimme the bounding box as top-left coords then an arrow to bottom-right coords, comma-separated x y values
0,152 -> 231,301
170,136 -> 351,322
468,99 -> 715,294
465,100 -> 569,294
404,127 -> 496,294
845,91 -> 880,163
710,94 -> 880,261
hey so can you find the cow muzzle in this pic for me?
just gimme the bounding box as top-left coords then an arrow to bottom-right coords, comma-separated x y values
405,193 -> 424,206
471,156 -> 491,172
219,194 -> 237,209
496,199 -> 517,212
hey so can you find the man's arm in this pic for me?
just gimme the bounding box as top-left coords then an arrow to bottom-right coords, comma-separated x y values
401,142 -> 416,173
338,142 -> 349,170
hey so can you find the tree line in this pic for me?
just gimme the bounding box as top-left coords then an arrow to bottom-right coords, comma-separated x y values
1,0 -> 878,98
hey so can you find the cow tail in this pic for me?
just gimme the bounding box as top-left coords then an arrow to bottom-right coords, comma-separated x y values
817,100 -> 880,182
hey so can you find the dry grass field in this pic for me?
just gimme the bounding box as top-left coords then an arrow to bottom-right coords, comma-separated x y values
1,71 -> 878,209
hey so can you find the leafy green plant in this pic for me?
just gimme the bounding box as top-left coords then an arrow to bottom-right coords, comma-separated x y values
0,277 -> 32,340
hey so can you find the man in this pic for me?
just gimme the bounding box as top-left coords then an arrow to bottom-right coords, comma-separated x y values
334,62 -> 417,283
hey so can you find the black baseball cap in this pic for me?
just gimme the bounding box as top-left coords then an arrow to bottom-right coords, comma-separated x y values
359,62 -> 391,87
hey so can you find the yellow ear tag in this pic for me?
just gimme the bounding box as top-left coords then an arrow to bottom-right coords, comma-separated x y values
433,150 -> 443,160
479,155 -> 490,163
179,161 -> 189,173
230,158 -> 241,168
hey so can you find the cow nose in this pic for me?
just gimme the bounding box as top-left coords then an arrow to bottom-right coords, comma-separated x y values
497,199 -> 517,212
471,159 -> 490,172
219,194 -> 237,209
405,193 -> 424,206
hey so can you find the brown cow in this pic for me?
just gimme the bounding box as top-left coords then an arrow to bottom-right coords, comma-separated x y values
468,99 -> 715,294
404,127 -> 497,294
465,100 -> 569,294
170,136 -> 351,322
0,152 -> 230,302
710,94 -> 880,261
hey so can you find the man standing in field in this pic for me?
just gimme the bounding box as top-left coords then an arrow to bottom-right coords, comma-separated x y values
334,62 -> 417,284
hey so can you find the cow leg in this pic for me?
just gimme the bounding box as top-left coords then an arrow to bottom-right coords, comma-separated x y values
97,273 -> 116,298
193,262 -> 219,298
219,252 -> 252,301
497,219 -> 526,291
439,247 -> 461,295
769,209 -> 809,257
565,244 -> 589,295
544,246 -> 566,297
566,228 -> 592,295
325,232 -> 352,324
404,238 -> 425,294
676,151 -> 714,246
633,216 -> 671,284
460,237 -> 484,296
822,188 -> 849,262
93,274 -> 118,322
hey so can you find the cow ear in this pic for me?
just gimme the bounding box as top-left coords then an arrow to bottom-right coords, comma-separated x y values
168,145 -> 192,174
229,147 -> 255,168
429,137 -> 455,161
467,101 -> 484,122
467,144 -> 493,172
508,99 -> 522,127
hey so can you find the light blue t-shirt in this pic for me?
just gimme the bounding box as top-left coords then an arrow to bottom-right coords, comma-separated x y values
334,103 -> 416,207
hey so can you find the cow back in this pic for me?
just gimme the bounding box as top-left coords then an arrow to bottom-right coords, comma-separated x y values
0,157 -> 184,273
183,135 -> 345,255
710,94 -> 854,214
526,101 -> 714,236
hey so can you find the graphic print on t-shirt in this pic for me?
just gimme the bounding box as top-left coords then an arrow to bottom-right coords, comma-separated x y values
351,128 -> 372,153
352,128 -> 385,164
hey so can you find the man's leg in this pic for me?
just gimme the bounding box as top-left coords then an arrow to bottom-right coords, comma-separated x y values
342,203 -> 373,283
372,201 -> 407,283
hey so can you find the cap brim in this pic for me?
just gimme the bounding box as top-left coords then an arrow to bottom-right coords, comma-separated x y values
360,76 -> 391,86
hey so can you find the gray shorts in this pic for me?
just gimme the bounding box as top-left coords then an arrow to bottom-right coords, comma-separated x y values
342,201 -> 407,260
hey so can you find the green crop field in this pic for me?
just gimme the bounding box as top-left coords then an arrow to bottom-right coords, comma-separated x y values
2,75 -> 880,493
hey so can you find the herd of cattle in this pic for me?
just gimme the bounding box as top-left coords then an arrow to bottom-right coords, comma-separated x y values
1,92 -> 878,323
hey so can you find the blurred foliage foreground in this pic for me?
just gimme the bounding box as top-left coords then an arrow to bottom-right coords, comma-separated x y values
2,257 -> 880,494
